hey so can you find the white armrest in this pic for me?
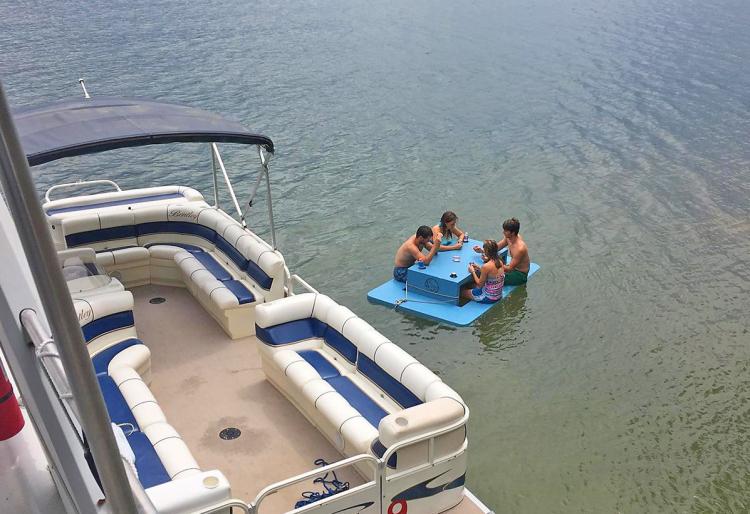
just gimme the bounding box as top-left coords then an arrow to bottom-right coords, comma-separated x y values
378,398 -> 465,448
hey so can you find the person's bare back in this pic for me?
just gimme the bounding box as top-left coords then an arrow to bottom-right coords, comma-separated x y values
506,234 -> 530,273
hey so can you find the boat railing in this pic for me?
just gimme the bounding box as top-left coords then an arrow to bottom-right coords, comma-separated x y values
20,308 -> 78,414
250,454 -> 380,514
287,270 -> 320,294
197,406 -> 469,514
45,178 -> 122,203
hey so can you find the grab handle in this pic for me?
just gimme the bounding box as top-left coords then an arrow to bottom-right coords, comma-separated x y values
45,179 -> 122,203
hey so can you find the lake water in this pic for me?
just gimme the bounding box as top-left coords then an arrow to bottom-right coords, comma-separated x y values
2,0 -> 749,511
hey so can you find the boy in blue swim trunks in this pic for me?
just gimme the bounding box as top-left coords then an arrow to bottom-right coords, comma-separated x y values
393,225 -> 441,282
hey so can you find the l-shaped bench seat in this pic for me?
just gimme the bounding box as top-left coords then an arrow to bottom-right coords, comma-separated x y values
75,290 -> 202,488
75,290 -> 232,510
50,194 -> 286,339
255,294 -> 468,477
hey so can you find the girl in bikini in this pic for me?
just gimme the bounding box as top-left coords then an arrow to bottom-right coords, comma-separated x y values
461,240 -> 504,303
432,211 -> 464,251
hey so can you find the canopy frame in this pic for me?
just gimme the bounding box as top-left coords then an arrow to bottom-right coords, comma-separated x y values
16,89 -> 279,249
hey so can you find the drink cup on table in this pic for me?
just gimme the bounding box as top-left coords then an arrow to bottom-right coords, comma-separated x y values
417,260 -> 426,269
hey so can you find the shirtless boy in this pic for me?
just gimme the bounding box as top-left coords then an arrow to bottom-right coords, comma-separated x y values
474,217 -> 530,286
393,225 -> 441,282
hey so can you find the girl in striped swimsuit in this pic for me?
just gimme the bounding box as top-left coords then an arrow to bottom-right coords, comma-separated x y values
461,240 -> 505,303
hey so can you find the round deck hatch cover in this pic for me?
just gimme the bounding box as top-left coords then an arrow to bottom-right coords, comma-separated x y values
149,297 -> 166,304
219,427 -> 241,440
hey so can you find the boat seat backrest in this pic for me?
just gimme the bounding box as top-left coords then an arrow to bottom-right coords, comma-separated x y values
60,203 -> 284,293
74,290 -> 137,356
45,185 -> 204,217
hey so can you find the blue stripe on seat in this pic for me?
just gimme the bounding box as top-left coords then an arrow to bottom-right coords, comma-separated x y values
66,225 -> 137,247
126,431 -> 171,489
323,327 -> 358,364
97,375 -> 139,428
356,354 -> 422,409
144,242 -> 204,253
326,376 -> 388,428
298,350 -> 340,379
193,252 -> 232,281
371,438 -> 397,468
136,221 -> 216,244
246,260 -> 273,290
223,280 -> 255,304
255,318 -> 327,346
91,338 -> 142,376
82,311 -> 135,342
216,235 -> 249,270
46,192 -> 185,216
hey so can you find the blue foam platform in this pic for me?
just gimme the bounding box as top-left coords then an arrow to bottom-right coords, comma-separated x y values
367,263 -> 540,326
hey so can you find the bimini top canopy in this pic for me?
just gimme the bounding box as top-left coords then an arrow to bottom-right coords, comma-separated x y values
14,97 -> 274,166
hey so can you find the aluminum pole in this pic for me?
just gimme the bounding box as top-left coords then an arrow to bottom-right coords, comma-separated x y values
0,83 -> 138,513
258,148 -> 277,250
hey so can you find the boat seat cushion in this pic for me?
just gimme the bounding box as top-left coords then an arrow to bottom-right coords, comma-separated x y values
142,422 -> 201,481
326,375 -> 389,428
223,280 -> 255,305
126,431 -> 172,489
111,367 -> 167,431
298,350 -> 340,380
176,251 -> 259,308
97,375 -> 139,429
192,252 -> 232,281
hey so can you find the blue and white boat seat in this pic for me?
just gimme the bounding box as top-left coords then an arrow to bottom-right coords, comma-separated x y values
255,293 -> 467,477
44,185 -> 204,217
73,289 -> 218,497
49,192 -> 286,339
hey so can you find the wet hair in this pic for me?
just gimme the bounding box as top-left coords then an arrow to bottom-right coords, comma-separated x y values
439,211 -> 458,237
483,240 -> 503,268
416,225 -> 433,240
502,217 -> 520,235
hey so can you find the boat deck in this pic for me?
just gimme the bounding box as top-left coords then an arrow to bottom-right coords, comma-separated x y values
131,284 -> 487,514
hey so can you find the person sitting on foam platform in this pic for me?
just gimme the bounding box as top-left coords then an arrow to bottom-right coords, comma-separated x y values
393,225 -> 441,282
462,240 -> 504,303
432,211 -> 465,251
474,217 -> 530,286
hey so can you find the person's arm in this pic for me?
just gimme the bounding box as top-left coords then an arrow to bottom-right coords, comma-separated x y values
503,246 -> 527,272
496,237 -> 508,251
440,239 -> 463,251
468,263 -> 487,286
423,238 -> 441,264
425,230 -> 442,251
407,243 -> 425,263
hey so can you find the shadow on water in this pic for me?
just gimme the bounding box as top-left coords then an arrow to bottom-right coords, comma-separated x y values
472,287 -> 529,352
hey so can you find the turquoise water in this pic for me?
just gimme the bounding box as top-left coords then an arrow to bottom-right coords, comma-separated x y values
2,0 -> 750,511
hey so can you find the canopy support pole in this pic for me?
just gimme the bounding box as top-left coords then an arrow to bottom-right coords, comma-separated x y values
259,147 -> 277,250
211,143 -> 245,227
0,82 -> 139,514
211,144 -> 220,209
